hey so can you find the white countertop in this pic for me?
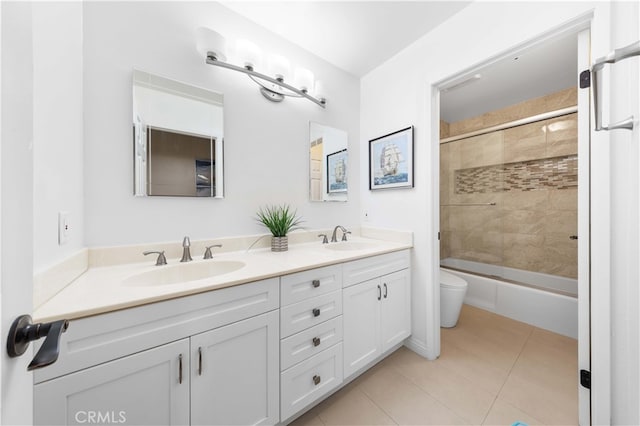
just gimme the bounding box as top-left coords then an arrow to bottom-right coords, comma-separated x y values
34,237 -> 411,323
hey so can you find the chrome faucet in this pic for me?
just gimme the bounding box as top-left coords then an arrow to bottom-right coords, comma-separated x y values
331,226 -> 348,243
203,244 -> 222,259
180,236 -> 193,262
143,250 -> 167,266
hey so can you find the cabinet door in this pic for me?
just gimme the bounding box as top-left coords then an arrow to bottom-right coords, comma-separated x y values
380,269 -> 411,352
342,278 -> 381,378
191,310 -> 279,426
34,339 -> 190,426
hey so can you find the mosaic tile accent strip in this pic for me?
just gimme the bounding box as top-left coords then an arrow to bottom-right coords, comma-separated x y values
455,155 -> 577,194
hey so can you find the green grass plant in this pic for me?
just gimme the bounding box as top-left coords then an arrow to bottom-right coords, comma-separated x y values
256,204 -> 303,237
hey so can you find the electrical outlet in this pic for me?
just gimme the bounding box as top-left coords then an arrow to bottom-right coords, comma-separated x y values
58,211 -> 70,245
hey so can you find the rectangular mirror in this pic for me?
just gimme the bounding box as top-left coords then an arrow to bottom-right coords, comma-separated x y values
133,70 -> 224,197
309,122 -> 348,202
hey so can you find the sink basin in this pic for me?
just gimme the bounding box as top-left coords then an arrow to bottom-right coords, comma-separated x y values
124,260 -> 246,286
324,241 -> 378,251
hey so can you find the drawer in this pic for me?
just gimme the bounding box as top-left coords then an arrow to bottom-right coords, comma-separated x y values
281,343 -> 343,421
280,290 -> 342,338
281,265 -> 342,306
343,250 -> 410,288
281,316 -> 343,371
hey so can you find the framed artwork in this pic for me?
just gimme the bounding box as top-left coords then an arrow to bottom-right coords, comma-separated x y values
327,149 -> 348,193
369,126 -> 414,190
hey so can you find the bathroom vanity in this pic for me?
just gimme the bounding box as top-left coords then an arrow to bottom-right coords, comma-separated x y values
32,237 -> 411,425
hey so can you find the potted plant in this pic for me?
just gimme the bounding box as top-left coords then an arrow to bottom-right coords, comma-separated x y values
256,204 -> 303,252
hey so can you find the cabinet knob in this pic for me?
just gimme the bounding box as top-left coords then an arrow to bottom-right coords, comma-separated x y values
312,279 -> 320,288
312,337 -> 321,347
312,308 -> 321,317
313,375 -> 321,386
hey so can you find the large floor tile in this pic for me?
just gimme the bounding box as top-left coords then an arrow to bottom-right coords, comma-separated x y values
357,366 -> 467,425
387,347 -> 496,424
498,370 -> 578,425
439,339 -> 510,395
315,385 -> 396,426
482,399 -> 545,426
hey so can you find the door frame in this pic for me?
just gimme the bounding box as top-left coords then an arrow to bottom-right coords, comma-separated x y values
431,15 -> 593,425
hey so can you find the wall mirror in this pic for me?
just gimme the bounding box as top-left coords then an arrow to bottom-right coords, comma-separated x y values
309,122 -> 348,202
133,69 -> 224,197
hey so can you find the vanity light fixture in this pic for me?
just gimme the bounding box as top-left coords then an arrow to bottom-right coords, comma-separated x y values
196,27 -> 326,108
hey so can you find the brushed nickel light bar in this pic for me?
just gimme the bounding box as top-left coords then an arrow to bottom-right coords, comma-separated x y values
197,27 -> 326,108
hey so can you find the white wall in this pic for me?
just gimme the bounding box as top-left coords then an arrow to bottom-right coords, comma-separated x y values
82,2 -> 360,247
360,1 -> 609,360
32,2 -> 84,274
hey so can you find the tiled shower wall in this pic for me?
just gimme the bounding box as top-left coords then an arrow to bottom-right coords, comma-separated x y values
440,88 -> 578,279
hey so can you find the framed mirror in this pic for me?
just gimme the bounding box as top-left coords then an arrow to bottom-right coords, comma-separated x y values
309,122 -> 348,202
133,70 -> 224,197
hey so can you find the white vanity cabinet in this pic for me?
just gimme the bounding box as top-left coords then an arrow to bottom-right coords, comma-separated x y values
191,310 -> 279,426
35,339 -> 190,425
34,278 -> 280,426
279,265 -> 344,422
343,251 -> 411,378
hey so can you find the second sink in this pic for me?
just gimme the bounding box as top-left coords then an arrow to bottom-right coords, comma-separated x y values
123,260 -> 246,287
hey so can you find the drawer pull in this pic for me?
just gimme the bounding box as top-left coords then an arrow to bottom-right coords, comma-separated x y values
313,375 -> 321,385
312,308 -> 321,317
377,285 -> 381,301
178,354 -> 183,384
383,283 -> 388,298
312,279 -> 320,288
312,337 -> 321,347
198,347 -> 203,376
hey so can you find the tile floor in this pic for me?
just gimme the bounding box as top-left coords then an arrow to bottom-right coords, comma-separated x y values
291,304 -> 578,425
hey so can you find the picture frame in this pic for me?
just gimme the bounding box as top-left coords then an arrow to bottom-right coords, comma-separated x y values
327,149 -> 348,193
369,126 -> 414,190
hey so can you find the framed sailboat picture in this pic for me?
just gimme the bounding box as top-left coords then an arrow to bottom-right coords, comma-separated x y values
369,126 -> 414,190
327,149 -> 348,193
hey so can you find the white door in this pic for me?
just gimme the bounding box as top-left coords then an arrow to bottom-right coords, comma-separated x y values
576,28 -> 592,426
592,2 -> 640,424
380,270 -> 411,352
33,339 -> 190,425
342,278 -> 381,378
190,310 -> 279,426
1,2 -> 37,424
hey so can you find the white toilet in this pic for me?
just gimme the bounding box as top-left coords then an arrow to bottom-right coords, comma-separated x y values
440,269 -> 468,328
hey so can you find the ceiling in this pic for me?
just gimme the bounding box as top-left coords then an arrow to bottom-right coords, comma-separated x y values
222,1 -> 578,123
439,31 -> 578,123
222,1 -> 472,77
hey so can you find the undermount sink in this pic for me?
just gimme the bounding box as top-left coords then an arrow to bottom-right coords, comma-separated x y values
324,241 -> 378,251
123,260 -> 246,287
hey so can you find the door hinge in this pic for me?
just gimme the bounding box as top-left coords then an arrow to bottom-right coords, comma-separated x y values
580,369 -> 591,389
579,70 -> 591,88
438,232 -> 441,241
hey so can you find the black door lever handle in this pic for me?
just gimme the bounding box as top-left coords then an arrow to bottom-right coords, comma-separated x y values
7,314 -> 69,371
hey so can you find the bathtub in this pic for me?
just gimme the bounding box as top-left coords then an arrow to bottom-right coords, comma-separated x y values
441,258 -> 578,339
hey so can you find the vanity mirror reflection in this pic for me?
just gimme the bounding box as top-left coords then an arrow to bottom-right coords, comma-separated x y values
132,70 -> 224,197
309,122 -> 348,202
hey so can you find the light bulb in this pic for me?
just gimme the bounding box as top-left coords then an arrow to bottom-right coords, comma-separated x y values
236,39 -> 262,70
268,55 -> 291,82
196,27 -> 227,62
294,68 -> 314,93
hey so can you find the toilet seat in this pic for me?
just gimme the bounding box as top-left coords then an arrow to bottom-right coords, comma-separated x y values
440,270 -> 467,289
